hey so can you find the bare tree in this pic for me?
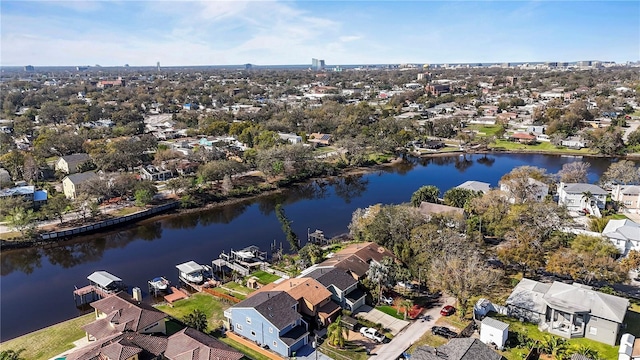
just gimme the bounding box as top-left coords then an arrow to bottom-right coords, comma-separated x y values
428,251 -> 502,318
558,161 -> 590,183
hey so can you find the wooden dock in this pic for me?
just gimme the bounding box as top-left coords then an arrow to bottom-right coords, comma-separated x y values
164,287 -> 189,304
73,285 -> 113,305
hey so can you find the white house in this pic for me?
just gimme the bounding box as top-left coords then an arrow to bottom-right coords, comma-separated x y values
602,219 -> 640,257
500,177 -> 549,203
557,182 -> 608,216
480,317 -> 509,350
456,180 -> 491,194
612,185 -> 640,214
278,133 -> 303,144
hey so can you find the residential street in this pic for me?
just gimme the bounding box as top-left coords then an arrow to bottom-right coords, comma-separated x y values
369,296 -> 455,360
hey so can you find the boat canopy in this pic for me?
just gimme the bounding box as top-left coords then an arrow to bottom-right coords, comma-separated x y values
87,271 -> 122,288
176,261 -> 204,274
234,250 -> 254,260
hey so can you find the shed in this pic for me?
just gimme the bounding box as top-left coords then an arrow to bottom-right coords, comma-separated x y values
87,271 -> 123,291
619,333 -> 635,360
480,317 -> 509,350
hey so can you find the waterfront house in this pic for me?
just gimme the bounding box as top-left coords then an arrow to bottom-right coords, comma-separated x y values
602,219 -> 640,257
66,333 -> 167,360
304,267 -> 366,312
557,182 -> 608,215
418,201 -> 464,219
456,180 -> 491,194
315,242 -> 397,280
82,292 -> 167,341
62,171 -> 98,199
250,277 -> 342,327
140,165 -> 173,181
0,185 -> 48,209
55,153 -> 92,174
225,291 -> 309,357
506,278 -> 628,345
561,136 -> 588,149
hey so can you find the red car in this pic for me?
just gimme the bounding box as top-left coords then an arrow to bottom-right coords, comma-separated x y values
440,305 -> 455,316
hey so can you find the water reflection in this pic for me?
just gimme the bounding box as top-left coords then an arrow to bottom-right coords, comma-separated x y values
476,154 -> 496,167
0,248 -> 42,276
454,155 -> 474,173
329,175 -> 369,204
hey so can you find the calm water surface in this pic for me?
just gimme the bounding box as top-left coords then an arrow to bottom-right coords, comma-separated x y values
0,153 -> 629,341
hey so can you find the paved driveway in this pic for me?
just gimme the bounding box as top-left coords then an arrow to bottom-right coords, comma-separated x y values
353,305 -> 410,335
369,296 -> 455,360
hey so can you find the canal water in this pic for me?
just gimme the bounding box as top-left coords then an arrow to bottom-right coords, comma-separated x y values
0,153 -> 629,341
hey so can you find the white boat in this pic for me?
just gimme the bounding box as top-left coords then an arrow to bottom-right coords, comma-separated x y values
149,277 -> 169,291
176,261 -> 204,284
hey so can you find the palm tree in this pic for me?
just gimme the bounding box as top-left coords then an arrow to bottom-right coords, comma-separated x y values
183,309 -> 208,332
327,316 -> 348,349
581,191 -> 594,210
0,349 -> 26,360
399,299 -> 414,320
571,344 -> 598,360
410,185 -> 440,207
540,335 -> 567,359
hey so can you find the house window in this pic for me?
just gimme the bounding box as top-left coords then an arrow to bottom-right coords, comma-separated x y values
273,341 -> 277,347
251,331 -> 256,337
269,327 -> 273,334
589,327 -> 597,335
246,317 -> 251,324
236,323 -> 243,330
624,201 -> 632,206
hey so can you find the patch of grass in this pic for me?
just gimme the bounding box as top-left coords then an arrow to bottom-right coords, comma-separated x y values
375,306 -> 406,320
406,331 -> 448,353
608,213 -> 628,220
250,270 -> 280,285
111,206 -> 144,217
219,337 -> 272,360
223,281 -> 254,295
436,314 -> 469,331
479,126 -> 503,136
0,313 -> 95,360
319,343 -> 369,360
157,293 -> 230,332
165,319 -> 185,336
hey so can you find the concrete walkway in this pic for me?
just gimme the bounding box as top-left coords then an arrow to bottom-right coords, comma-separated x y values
369,296 -> 455,360
353,305 -> 410,335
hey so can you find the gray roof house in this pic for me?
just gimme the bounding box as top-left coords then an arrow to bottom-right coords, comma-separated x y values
411,338 -> 505,360
225,291 -> 309,357
506,278 -> 629,345
557,182 -> 608,216
602,219 -> 640,257
62,171 -> 98,199
456,180 -> 491,194
55,153 -> 92,174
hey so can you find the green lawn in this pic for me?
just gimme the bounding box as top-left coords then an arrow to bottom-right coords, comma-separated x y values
0,313 -> 95,360
219,337 -> 272,360
406,331 -> 448,353
609,214 -> 629,220
478,126 -> 503,136
157,292 -> 230,332
319,342 -> 369,360
250,270 -> 280,285
223,281 -> 254,295
375,306 -> 406,320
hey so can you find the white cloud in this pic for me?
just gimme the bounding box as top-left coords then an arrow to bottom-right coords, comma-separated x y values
339,35 -> 361,42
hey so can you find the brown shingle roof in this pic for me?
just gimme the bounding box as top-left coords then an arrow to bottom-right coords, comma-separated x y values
87,292 -> 166,338
165,328 -> 244,360
252,278 -> 332,306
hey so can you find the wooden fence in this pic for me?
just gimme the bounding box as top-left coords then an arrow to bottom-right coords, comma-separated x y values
203,288 -> 241,304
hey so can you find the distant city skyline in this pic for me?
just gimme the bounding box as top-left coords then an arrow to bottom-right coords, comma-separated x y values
1,1 -> 638,67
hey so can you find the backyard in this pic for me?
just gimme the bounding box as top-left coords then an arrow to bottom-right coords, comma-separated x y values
156,292 -> 230,332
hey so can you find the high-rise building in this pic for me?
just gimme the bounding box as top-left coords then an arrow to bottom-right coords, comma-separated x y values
157,61 -> 161,71
311,58 -> 325,71
24,65 -> 34,72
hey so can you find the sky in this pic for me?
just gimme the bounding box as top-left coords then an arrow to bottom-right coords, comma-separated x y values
1,0 -> 639,67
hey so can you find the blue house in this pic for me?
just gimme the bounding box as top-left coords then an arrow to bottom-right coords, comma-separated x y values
225,291 -> 309,357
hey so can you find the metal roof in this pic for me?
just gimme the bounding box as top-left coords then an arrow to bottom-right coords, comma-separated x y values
481,317 -> 509,331
88,271 -> 122,288
176,261 -> 204,274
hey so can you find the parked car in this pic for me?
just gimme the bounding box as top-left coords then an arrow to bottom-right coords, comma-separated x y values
380,295 -> 394,305
440,305 -> 455,316
431,326 -> 457,339
359,327 -> 386,343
